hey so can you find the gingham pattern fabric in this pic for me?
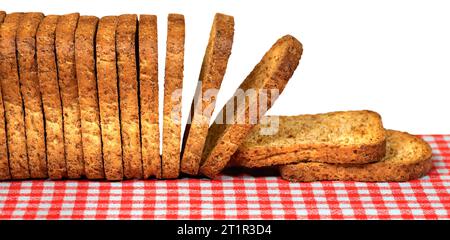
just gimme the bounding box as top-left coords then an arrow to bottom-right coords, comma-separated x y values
0,135 -> 449,220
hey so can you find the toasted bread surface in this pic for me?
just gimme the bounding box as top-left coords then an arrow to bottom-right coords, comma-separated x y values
0,13 -> 30,179
180,13 -> 235,175
56,13 -> 84,178
96,16 -> 123,180
199,35 -> 303,178
37,15 -> 66,179
17,12 -> 47,178
75,16 -> 104,179
232,110 -> 386,167
279,130 -> 433,182
139,14 -> 161,178
117,14 -> 142,179
162,14 -> 185,179
0,11 -> 10,180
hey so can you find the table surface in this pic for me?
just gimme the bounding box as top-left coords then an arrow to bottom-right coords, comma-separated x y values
0,135 -> 449,220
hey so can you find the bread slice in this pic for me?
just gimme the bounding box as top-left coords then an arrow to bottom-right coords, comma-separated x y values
199,35 -> 303,178
162,14 -> 185,179
75,16 -> 103,179
17,12 -> 47,179
0,13 -> 30,179
180,13 -> 234,175
0,10 -> 10,180
231,110 -> 386,167
116,14 -> 142,179
56,13 -> 84,179
96,16 -> 123,180
37,15 -> 66,179
139,14 -> 160,179
280,130 -> 433,182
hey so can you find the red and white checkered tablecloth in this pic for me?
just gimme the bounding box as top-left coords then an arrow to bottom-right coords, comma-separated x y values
0,135 -> 449,220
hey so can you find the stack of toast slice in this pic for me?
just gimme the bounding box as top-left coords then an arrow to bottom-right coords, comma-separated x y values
230,111 -> 433,182
0,10 -> 433,182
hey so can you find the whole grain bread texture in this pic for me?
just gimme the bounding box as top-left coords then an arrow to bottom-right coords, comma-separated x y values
231,110 -> 386,168
180,13 -> 235,175
0,10 -> 9,180
116,14 -> 142,179
75,16 -> 103,179
280,130 -> 433,182
199,35 -> 303,178
56,13 -> 84,179
0,13 -> 30,179
96,16 -> 123,180
162,14 -> 185,179
139,15 -> 160,178
17,12 -> 47,179
37,15 -> 66,179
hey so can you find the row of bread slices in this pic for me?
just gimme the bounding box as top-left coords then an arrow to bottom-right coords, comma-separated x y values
0,11 -> 432,182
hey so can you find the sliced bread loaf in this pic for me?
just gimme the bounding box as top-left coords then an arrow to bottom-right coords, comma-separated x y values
37,15 -> 66,179
162,14 -> 185,179
117,14 -> 142,179
139,14 -> 160,179
199,35 -> 303,178
280,130 -> 433,182
180,13 -> 235,175
17,12 -> 47,179
0,13 -> 30,179
231,110 -> 386,167
75,16 -> 103,179
96,16 -> 123,180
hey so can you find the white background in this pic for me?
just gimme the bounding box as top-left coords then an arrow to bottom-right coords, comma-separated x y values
1,0 -> 449,134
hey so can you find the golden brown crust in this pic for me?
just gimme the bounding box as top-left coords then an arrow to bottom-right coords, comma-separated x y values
75,16 -> 103,179
0,11 -> 9,180
139,14 -> 160,179
116,14 -> 142,179
279,130 -> 433,182
199,35 -> 303,178
17,12 -> 47,179
56,13 -> 83,179
233,142 -> 387,168
162,14 -> 185,179
181,13 -> 234,175
96,16 -> 123,180
0,13 -> 30,179
37,15 -> 66,179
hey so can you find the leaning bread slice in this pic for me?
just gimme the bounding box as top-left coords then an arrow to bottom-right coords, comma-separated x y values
199,35 -> 303,178
75,16 -> 103,179
180,13 -> 234,175
96,16 -> 123,180
17,12 -> 47,179
231,110 -> 386,167
0,10 -> 9,180
0,13 -> 30,179
139,14 -> 160,179
56,13 -> 84,179
280,130 -> 433,182
162,14 -> 185,179
117,14 -> 142,179
37,15 -> 66,179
